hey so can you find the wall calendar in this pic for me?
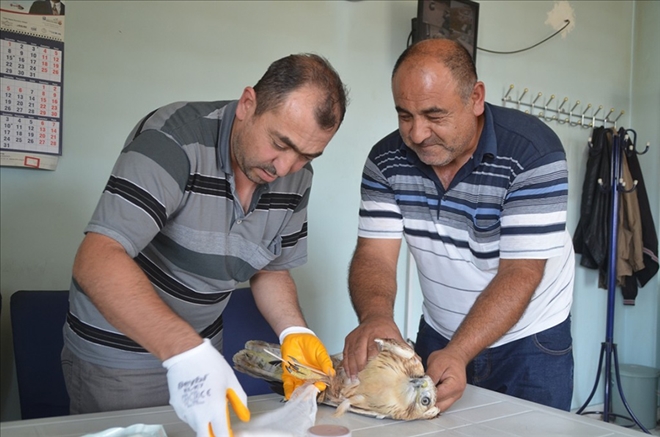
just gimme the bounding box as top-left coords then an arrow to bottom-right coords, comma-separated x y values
0,1 -> 65,170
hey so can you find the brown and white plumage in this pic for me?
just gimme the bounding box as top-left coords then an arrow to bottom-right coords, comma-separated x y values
232,338 -> 440,421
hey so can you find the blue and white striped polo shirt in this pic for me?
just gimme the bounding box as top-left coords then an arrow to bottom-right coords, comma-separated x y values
64,100 -> 312,368
358,103 -> 574,346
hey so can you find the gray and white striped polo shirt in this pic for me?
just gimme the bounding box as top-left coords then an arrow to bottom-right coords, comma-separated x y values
64,100 -> 311,368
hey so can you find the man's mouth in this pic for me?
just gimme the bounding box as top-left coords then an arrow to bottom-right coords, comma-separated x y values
259,168 -> 277,183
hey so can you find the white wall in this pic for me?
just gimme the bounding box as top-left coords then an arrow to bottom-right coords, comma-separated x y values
630,0 -> 660,385
624,1 -> 660,406
1,0 -> 657,421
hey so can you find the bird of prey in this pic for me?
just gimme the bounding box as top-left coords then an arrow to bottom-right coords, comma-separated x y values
232,338 -> 440,421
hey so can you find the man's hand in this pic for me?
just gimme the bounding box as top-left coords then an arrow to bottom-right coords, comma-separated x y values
425,347 -> 468,414
279,327 -> 334,399
423,258 -> 547,414
163,339 -> 250,437
341,316 -> 405,381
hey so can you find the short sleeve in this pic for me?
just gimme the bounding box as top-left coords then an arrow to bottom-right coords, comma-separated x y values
85,130 -> 190,257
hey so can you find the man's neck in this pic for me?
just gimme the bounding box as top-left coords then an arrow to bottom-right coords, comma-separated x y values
433,113 -> 485,190
232,168 -> 258,213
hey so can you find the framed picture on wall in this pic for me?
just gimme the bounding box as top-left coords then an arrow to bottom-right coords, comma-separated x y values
412,0 -> 480,64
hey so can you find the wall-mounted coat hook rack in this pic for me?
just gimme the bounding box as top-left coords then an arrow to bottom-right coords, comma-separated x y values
501,84 -> 625,129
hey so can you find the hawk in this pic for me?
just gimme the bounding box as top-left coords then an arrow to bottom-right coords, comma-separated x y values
232,338 -> 440,421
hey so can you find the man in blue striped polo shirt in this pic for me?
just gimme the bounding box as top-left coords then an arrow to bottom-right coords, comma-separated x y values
343,39 -> 575,412
63,54 -> 347,436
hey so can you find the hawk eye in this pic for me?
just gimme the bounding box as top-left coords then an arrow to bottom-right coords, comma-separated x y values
420,395 -> 431,406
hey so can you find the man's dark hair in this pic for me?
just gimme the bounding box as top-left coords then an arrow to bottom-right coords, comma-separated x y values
392,38 -> 477,102
253,54 -> 348,131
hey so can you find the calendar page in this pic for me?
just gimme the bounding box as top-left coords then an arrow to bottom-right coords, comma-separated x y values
1,1 -> 64,170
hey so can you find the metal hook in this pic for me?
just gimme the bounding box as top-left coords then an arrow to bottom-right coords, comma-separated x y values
518,88 -> 528,103
597,177 -> 609,192
591,105 -> 602,129
504,84 -> 514,101
542,95 -> 556,121
618,179 -> 639,194
624,135 -> 635,153
568,101 -> 581,126
625,128 -> 650,155
571,101 -> 580,113
640,142 -> 651,155
580,103 -> 591,127
614,110 -> 625,124
604,108 -> 614,123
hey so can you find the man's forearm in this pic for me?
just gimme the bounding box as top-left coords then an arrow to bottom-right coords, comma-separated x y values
445,258 -> 546,364
349,255 -> 397,322
250,270 -> 307,336
348,238 -> 402,322
73,232 -> 201,361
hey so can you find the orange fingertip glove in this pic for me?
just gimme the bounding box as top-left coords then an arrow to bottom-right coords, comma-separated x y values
279,327 -> 335,399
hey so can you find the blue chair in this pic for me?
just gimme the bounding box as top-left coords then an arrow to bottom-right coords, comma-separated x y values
9,286 -> 277,418
10,290 -> 70,419
223,287 -> 280,396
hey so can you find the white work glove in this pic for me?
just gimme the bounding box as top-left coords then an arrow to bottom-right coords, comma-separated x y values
163,339 -> 250,437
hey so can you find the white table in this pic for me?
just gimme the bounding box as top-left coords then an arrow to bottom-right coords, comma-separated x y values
0,385 -> 646,436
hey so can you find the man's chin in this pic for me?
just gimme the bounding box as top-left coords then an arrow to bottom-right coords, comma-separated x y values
416,151 -> 452,167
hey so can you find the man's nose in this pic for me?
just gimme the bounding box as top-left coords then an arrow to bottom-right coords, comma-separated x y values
408,118 -> 431,145
273,152 -> 301,177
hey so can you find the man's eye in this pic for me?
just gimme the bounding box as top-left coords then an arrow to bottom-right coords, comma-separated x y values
428,114 -> 448,123
273,142 -> 286,150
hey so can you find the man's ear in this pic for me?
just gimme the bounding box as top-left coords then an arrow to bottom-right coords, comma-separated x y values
235,86 -> 257,121
471,81 -> 486,117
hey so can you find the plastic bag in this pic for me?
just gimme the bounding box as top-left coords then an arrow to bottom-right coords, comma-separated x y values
234,384 -> 319,437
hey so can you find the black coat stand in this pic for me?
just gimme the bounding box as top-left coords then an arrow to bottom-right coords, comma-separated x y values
576,128 -> 651,434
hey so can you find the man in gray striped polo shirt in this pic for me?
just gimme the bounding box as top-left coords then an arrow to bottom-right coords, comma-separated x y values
62,54 -> 347,436
343,39 -> 575,412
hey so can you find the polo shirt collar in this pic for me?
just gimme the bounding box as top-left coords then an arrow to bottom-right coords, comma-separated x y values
216,100 -> 271,206
474,102 -> 497,162
217,100 -> 238,175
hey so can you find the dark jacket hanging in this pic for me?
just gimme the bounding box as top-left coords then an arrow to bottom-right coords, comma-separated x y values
573,127 -> 656,304
573,126 -> 612,275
